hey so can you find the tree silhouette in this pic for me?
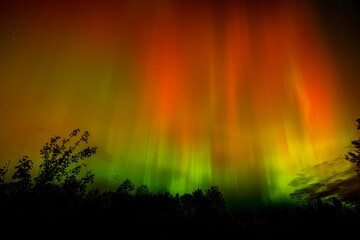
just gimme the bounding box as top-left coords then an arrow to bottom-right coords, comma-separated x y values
136,184 -> 150,196
192,189 -> 205,211
0,160 -> 10,184
180,193 -> 194,219
12,155 -> 33,189
116,179 -> 135,195
206,186 -> 226,211
34,129 -> 97,194
345,118 -> 360,175
205,186 -> 227,223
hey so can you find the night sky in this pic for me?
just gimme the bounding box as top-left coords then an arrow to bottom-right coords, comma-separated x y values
0,0 -> 360,207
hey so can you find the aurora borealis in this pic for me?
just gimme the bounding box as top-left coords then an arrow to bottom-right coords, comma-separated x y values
0,0 -> 360,207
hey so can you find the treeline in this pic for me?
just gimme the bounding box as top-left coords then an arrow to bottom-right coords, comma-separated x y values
0,176 -> 229,235
0,129 -> 228,235
1,173 -> 360,236
1,128 -> 360,236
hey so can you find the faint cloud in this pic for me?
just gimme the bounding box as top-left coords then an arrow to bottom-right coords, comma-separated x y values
289,156 -> 360,204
